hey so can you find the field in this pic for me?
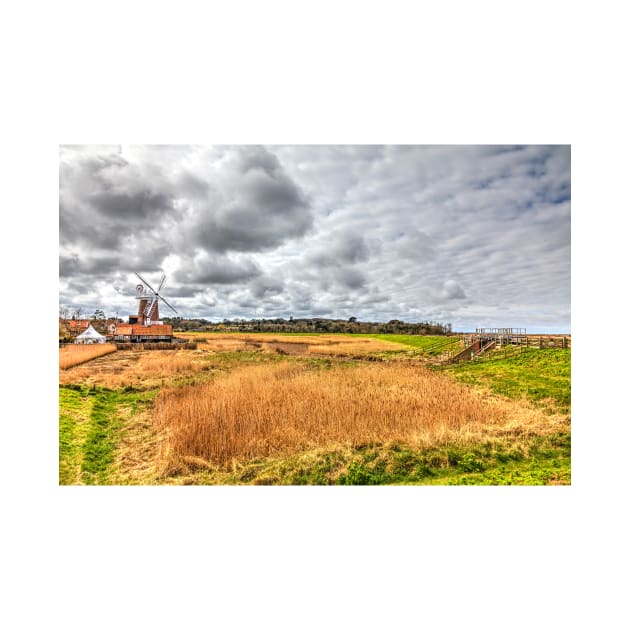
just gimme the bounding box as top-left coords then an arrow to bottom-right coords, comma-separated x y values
59,343 -> 117,369
59,333 -> 570,485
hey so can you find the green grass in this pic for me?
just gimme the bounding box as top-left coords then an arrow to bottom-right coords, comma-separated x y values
81,392 -> 125,484
171,433 -> 570,485
357,334 -> 462,356
59,385 -> 156,485
59,387 -> 93,484
437,348 -> 571,413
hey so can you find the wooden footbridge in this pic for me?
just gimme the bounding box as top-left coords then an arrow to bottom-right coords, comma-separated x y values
444,328 -> 570,365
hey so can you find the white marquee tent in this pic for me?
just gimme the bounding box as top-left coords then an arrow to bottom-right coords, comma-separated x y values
75,324 -> 107,344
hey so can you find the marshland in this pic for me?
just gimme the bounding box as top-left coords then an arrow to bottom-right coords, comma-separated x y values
59,332 -> 571,485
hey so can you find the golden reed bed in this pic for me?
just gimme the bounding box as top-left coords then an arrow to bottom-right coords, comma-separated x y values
59,350 -> 208,388
154,362 -> 553,471
59,344 -> 117,369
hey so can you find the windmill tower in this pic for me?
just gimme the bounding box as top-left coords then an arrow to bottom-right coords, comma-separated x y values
133,272 -> 178,325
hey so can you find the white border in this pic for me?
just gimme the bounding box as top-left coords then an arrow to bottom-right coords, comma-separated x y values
4,1 -> 626,628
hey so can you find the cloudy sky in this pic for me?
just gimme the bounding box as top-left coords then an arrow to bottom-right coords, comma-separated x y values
59,145 -> 570,332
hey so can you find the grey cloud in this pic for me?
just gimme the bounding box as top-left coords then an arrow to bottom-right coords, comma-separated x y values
336,268 -> 367,290
59,240 -> 171,280
176,172 -> 210,198
59,253 -> 80,277
250,275 -> 285,299
391,229 -> 435,261
59,152 -> 175,253
330,234 -> 369,264
184,148 -> 314,253
88,189 -> 172,220
60,145 -> 313,259
165,284 -> 204,298
442,280 -> 467,301
308,233 -> 369,267
59,145 -> 570,332
59,252 -> 123,277
272,145 -> 385,211
174,255 -> 261,285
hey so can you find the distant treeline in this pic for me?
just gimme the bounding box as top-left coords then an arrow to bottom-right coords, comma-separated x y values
163,317 -> 452,335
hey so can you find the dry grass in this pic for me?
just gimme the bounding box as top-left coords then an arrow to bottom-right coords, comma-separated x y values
200,338 -> 263,352
59,349 -> 208,388
154,362 -> 555,471
178,333 -> 323,345
308,339 -> 405,356
110,404 -> 162,484
59,344 -> 117,369
230,334 -> 322,344
178,333 -> 406,356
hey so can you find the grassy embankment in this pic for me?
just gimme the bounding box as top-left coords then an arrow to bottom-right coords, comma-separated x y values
59,334 -> 570,485
437,347 -> 571,414
426,347 -> 571,484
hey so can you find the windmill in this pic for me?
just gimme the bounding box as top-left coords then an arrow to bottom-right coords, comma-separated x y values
134,272 -> 178,325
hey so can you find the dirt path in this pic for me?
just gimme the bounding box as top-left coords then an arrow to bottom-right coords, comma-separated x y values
263,342 -> 311,356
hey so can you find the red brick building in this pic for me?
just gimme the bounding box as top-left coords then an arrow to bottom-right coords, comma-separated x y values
111,323 -> 173,342
66,319 -> 92,335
